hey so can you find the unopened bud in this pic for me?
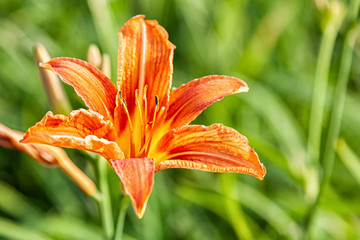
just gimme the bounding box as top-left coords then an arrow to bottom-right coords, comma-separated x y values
101,53 -> 111,78
34,43 -> 71,114
87,44 -> 102,68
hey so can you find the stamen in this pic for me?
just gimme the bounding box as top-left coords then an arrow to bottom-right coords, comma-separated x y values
121,99 -> 133,131
119,91 -> 133,132
143,95 -> 160,156
152,95 -> 159,125
118,90 -> 135,157
155,95 -> 159,108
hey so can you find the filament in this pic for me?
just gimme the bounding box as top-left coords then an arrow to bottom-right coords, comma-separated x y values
119,91 -> 134,156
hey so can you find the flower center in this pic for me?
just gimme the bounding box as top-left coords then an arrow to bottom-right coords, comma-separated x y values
118,86 -> 165,159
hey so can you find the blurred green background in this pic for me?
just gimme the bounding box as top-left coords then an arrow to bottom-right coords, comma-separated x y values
1,0 -> 360,239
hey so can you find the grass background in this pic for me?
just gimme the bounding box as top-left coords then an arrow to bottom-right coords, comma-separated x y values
1,0 -> 360,239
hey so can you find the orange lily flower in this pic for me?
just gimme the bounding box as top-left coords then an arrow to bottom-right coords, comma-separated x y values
21,15 -> 266,218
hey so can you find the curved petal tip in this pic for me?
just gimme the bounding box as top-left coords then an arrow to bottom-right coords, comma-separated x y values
110,158 -> 155,219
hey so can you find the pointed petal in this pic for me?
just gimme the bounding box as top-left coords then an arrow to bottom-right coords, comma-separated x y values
41,57 -> 117,120
110,158 -> 155,218
166,75 -> 248,129
155,124 -> 266,180
21,109 -> 124,160
117,15 -> 175,121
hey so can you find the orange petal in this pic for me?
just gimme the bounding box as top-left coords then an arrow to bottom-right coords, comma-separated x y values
155,124 -> 266,180
166,75 -> 248,129
21,109 -> 124,160
41,57 -> 117,120
110,158 -> 155,218
117,15 -> 175,122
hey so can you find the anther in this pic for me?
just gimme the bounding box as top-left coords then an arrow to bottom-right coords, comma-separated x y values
143,85 -> 148,100
152,95 -> 159,125
122,99 -> 127,108
135,89 -> 139,105
155,95 -> 159,111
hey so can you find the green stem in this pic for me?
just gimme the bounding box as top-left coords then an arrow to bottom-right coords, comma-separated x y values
306,2 -> 345,202
305,2 -> 356,237
113,196 -> 130,240
320,23 -> 360,197
97,157 -> 114,240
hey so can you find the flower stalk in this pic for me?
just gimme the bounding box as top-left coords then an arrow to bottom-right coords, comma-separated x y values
113,196 -> 130,240
0,123 -> 98,197
305,1 -> 359,236
305,1 -> 346,202
97,156 -> 114,239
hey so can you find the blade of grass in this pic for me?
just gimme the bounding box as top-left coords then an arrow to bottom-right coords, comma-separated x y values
305,2 -> 357,236
0,217 -> 50,240
238,0 -> 298,76
336,139 -> 360,185
233,181 -> 302,240
177,183 -> 268,239
243,80 -> 306,179
33,214 -> 103,240
177,180 -> 301,239
318,22 -> 360,199
220,174 -> 253,240
0,181 -> 42,222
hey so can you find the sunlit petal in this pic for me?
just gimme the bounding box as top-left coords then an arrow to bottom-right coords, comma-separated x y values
166,75 -> 248,129
41,57 -> 117,120
117,15 -> 175,122
155,124 -> 265,180
110,158 -> 155,218
21,109 -> 124,159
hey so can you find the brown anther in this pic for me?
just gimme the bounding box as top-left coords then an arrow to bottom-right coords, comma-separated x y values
155,95 -> 159,110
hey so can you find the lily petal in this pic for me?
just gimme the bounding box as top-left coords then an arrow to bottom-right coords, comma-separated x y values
21,109 -> 124,160
155,124 -> 266,180
166,75 -> 248,129
110,158 -> 155,218
117,15 -> 175,121
41,57 -> 117,120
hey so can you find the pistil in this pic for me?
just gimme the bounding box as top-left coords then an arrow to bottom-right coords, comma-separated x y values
135,89 -> 145,147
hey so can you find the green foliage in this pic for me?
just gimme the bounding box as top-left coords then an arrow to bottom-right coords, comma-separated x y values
0,0 -> 359,239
